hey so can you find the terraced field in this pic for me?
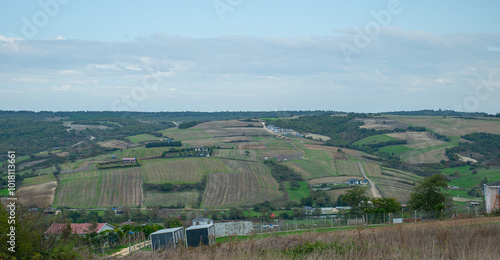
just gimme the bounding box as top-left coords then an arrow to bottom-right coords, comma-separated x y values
335,160 -> 362,176
54,168 -> 143,208
142,158 -> 230,184
202,160 -> 282,207
362,162 -> 382,177
126,134 -> 162,143
212,149 -> 260,161
22,174 -> 56,186
376,185 -> 413,203
18,181 -> 57,208
284,159 -> 336,179
118,147 -> 165,159
143,191 -> 200,207
388,115 -> 500,136
161,128 -> 211,141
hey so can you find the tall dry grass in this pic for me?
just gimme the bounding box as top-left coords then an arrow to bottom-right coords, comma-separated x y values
122,217 -> 500,260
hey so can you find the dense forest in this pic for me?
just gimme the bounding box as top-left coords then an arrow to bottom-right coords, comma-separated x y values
0,119 -> 80,155
382,109 -> 495,117
0,118 -> 174,155
0,110 -> 330,122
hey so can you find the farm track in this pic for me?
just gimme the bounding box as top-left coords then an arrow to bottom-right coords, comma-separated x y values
358,162 -> 382,198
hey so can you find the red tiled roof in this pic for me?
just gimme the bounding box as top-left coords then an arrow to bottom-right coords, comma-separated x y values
45,223 -> 108,235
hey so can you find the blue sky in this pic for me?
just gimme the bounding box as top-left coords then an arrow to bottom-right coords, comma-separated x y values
1,0 -> 500,113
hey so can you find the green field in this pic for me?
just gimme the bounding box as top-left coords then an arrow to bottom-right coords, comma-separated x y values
379,145 -> 412,155
445,167 -> 500,188
284,159 -> 336,179
126,134 -> 161,143
22,174 -> 57,186
117,147 -> 166,159
354,134 -> 397,146
284,181 -> 310,202
0,189 -> 9,197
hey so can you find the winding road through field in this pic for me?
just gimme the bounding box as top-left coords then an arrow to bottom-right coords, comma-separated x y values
358,162 -> 382,198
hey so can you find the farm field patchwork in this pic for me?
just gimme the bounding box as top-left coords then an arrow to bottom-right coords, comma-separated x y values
307,176 -> 365,185
388,115 -> 500,136
126,134 -> 162,143
54,168 -> 143,208
161,128 -> 211,141
376,185 -> 413,203
284,159 -> 336,179
118,147 -> 165,159
22,174 -> 56,186
142,158 -> 231,184
202,160 -> 282,207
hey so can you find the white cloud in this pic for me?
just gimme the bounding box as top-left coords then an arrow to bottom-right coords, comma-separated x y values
0,29 -> 499,113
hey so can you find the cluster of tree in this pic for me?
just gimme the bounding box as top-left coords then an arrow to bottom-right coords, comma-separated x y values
0,205 -> 94,259
300,190 -> 336,207
143,176 -> 208,193
430,132 -> 451,142
406,126 -> 426,132
178,120 -> 203,129
362,140 -> 407,149
146,140 -> 182,148
264,160 -> 303,183
408,174 -> 451,211
0,119 -> 83,155
96,159 -> 141,169
446,133 -> 500,165
253,201 -> 276,213
382,109 -> 489,117
270,113 -> 387,147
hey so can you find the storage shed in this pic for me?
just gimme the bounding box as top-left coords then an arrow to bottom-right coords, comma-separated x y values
185,224 -> 215,247
214,221 -> 253,237
150,227 -> 184,250
484,181 -> 500,213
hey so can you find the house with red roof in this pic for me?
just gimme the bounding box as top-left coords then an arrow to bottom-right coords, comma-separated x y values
45,223 -> 115,235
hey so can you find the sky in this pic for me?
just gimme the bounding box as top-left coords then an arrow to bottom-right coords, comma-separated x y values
1,0 -> 500,113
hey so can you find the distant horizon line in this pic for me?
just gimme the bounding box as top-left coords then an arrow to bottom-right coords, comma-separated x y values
0,109 -> 497,115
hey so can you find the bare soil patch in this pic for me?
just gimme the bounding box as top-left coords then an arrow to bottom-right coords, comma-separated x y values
237,144 -> 267,150
17,181 -> 57,207
56,151 -> 69,157
356,117 -> 407,130
98,140 -> 130,149
386,131 -> 437,144
68,124 -> 110,131
304,133 -> 330,141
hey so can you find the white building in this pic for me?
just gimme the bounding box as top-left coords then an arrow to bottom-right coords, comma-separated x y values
192,217 -> 213,226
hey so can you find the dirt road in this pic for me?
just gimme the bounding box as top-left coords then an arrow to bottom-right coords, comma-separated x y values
358,162 -> 382,198
111,240 -> 150,257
